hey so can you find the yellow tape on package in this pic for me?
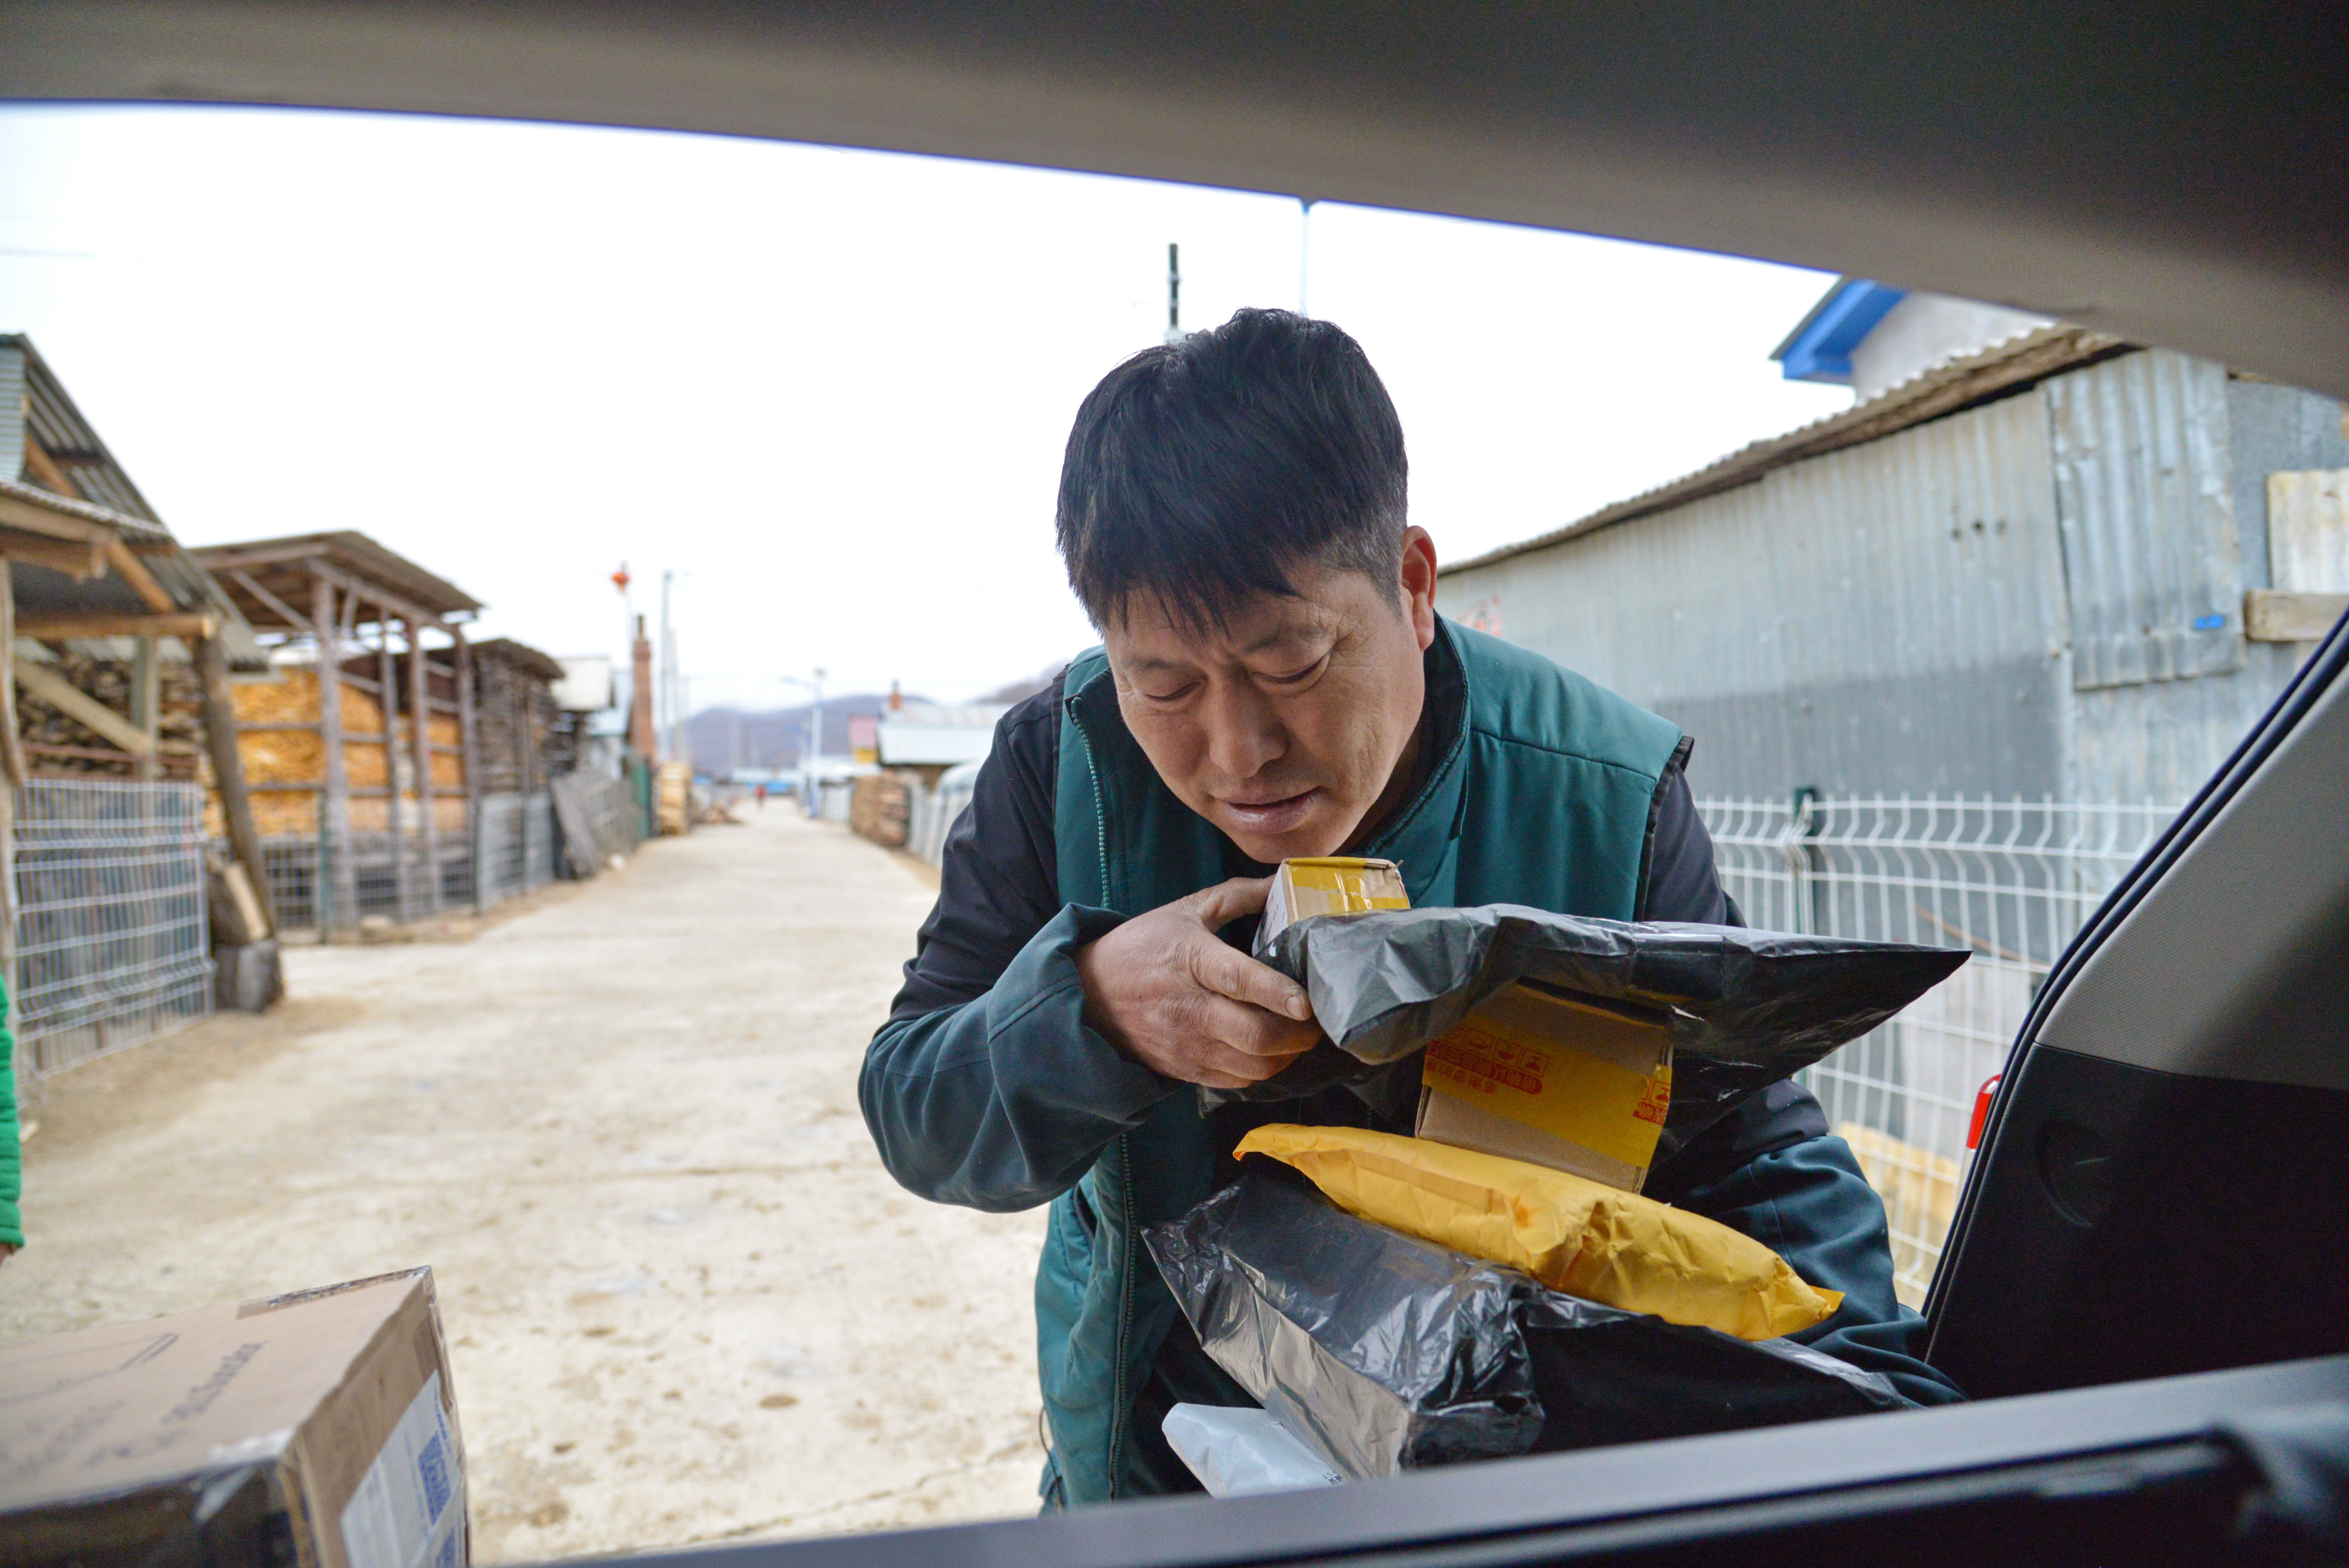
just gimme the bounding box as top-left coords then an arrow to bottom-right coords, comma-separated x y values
1233,1124 -> 1842,1341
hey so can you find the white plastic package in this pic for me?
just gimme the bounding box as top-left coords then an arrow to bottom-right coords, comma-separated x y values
1160,1403 -> 1346,1498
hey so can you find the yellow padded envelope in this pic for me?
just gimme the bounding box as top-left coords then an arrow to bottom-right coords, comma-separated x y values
1235,1124 -> 1843,1341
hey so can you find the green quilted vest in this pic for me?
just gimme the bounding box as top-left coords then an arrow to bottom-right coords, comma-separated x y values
1036,617 -> 1682,1502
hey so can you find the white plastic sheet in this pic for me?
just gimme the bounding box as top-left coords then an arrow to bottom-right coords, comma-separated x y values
1161,1404 -> 1346,1498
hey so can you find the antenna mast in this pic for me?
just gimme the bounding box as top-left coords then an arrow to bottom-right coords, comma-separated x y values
1164,242 -> 1182,344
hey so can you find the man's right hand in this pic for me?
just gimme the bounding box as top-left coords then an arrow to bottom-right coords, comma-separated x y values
1074,877 -> 1321,1089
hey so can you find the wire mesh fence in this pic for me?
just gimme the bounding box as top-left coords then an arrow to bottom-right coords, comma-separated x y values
13,778 -> 214,1077
550,770 -> 642,876
256,831 -> 474,932
1698,795 -> 2178,1306
474,791 -> 560,910
257,779 -> 626,934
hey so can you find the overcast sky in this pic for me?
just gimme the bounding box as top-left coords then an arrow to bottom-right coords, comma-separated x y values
0,105 -> 1850,709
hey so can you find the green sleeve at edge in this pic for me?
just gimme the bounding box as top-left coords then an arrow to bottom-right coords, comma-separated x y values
0,988 -> 21,1249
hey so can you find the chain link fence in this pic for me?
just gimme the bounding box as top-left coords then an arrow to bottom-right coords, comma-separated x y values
1699,795 -> 2177,1306
12,778 -> 214,1076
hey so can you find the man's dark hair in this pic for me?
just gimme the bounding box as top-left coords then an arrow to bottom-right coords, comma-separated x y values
1056,308 -> 1408,631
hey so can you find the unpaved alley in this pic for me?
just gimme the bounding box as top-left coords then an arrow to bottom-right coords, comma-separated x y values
0,810 -> 1049,1558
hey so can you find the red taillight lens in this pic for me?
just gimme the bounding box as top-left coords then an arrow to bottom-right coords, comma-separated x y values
1967,1073 -> 2003,1151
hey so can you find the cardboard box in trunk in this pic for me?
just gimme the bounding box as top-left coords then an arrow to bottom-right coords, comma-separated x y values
0,1268 -> 466,1568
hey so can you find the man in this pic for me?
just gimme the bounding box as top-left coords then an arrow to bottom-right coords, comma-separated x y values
863,309 -> 1957,1508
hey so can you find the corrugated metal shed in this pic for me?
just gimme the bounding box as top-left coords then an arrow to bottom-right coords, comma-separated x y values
1448,325 -> 2127,575
1,334 -> 165,522
0,342 -> 25,491
2047,351 -> 2242,690
0,476 -> 269,670
1450,389 -> 2067,798
1437,347 -> 2347,807
0,336 -> 269,668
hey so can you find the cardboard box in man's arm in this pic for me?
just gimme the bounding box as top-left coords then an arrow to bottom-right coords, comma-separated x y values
0,1267 -> 465,1568
1259,858 -> 1670,1192
1415,982 -> 1672,1191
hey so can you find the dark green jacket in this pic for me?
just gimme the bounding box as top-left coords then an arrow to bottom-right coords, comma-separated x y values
863,620 -> 1959,1507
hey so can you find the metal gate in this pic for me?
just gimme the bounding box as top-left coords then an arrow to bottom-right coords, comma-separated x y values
13,778 -> 214,1077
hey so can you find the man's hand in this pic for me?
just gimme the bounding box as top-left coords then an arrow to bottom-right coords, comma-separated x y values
1075,877 -> 1320,1089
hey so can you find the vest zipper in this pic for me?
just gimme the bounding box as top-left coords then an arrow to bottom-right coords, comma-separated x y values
1070,694 -> 1137,1500
1071,702 -> 1112,915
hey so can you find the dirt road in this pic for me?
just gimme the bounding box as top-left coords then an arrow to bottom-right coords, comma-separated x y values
0,809 -> 1049,1558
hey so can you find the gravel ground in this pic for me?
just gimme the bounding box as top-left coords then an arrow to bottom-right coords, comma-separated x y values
0,809 -> 1049,1559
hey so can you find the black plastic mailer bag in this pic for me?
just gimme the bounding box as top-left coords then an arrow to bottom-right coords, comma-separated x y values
1146,1169 -> 1912,1482
1247,907 -> 1968,1153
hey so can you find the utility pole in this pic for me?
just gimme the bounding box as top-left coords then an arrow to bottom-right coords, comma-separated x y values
612,561 -> 634,776
1165,242 -> 1182,344
659,568 -> 678,762
803,668 -> 825,817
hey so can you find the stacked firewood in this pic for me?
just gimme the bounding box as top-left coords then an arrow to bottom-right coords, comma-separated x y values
849,772 -> 913,848
474,656 -> 561,794
14,649 -> 207,775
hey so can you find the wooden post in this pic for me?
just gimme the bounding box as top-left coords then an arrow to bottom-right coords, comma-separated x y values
377,602 -> 411,922
131,635 -> 160,782
313,571 -> 359,934
197,631 -> 276,938
0,560 -> 27,791
408,617 -> 442,916
453,625 -> 482,914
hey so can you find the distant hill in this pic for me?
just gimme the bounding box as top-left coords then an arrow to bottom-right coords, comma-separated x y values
684,693 -> 920,771
978,665 -> 1066,705
686,667 -> 1066,771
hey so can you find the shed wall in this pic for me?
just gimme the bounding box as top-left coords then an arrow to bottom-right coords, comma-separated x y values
2226,377 -> 2349,588
1436,388 -> 2069,800
1435,351 -> 2345,807
2047,356 -> 2338,803
2045,351 -> 2243,691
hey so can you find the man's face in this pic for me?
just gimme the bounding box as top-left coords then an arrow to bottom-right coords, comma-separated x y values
1102,528 -> 1440,863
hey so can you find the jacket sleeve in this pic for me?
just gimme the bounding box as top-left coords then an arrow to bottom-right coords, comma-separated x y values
861,692 -> 1185,1212
864,907 -> 1185,1212
1670,1127 -> 1966,1406
1639,757 -> 1960,1404
1634,739 -> 1738,925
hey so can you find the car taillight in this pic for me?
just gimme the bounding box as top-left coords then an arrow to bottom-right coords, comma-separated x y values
1967,1073 -> 2002,1151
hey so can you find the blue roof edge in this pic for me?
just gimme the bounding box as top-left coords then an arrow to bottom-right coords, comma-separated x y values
1774,279 -> 1907,382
